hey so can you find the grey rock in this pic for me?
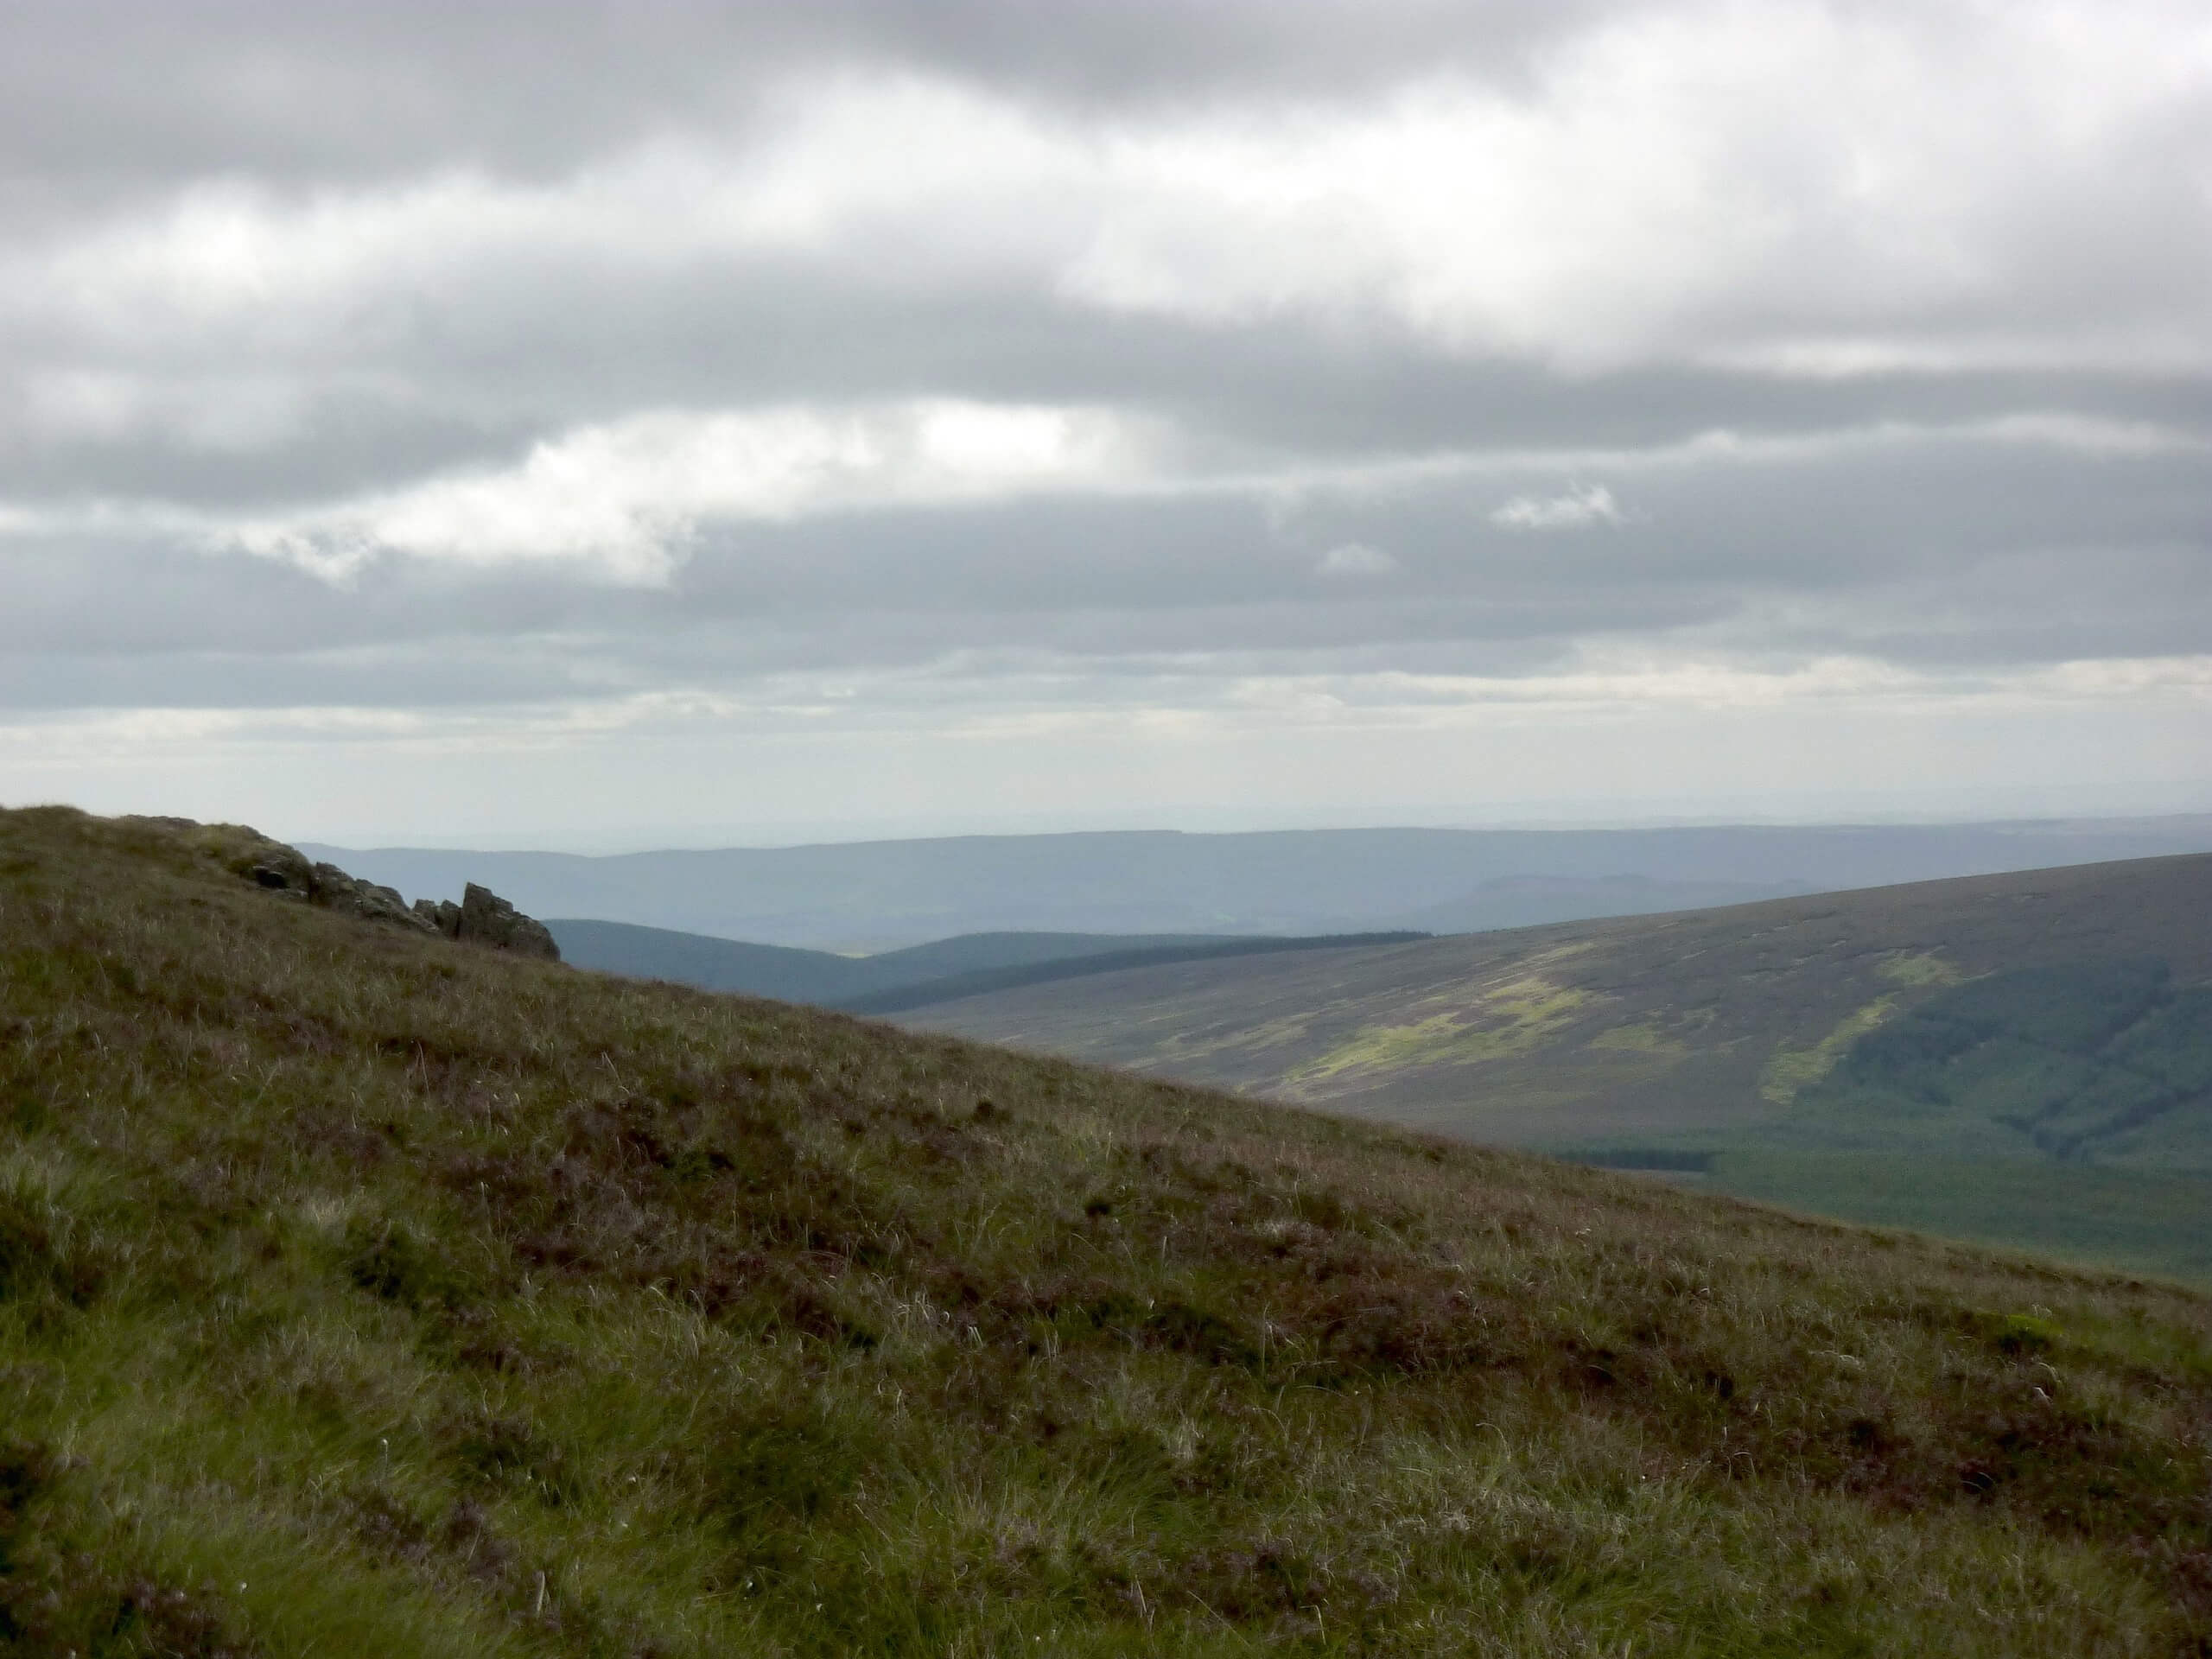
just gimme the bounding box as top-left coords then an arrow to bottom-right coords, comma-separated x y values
312,862 -> 437,932
122,813 -> 552,957
362,881 -> 435,931
414,898 -> 462,938
245,841 -> 315,895
455,881 -> 561,961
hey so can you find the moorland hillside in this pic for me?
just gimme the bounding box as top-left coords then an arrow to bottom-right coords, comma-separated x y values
4,806 -> 2212,1655
897,856 -> 2212,1137
900,856 -> 2212,1283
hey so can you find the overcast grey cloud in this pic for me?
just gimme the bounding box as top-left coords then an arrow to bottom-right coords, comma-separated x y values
2,0 -> 2208,842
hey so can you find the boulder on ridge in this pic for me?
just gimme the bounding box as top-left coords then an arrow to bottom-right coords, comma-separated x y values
456,881 -> 561,961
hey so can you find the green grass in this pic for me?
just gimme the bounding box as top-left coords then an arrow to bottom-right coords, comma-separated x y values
6,805 -> 2212,1655
1757,996 -> 1900,1106
908,861 -> 2212,1287
901,854 -> 2212,1161
1543,1137 -> 2212,1298
1285,963 -> 1592,1085
1875,951 -> 1964,989
1787,958 -> 2212,1166
1695,1153 -> 2212,1287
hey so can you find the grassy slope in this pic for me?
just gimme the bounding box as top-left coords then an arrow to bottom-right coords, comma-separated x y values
5,807 -> 2212,1656
1569,957 -> 2212,1287
1698,1154 -> 2212,1284
836,935 -> 1432,1018
1767,959 -> 2212,1167
898,857 -> 2212,1284
896,856 -> 2212,1141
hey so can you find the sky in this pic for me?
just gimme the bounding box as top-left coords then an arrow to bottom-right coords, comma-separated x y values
3,0 -> 2209,849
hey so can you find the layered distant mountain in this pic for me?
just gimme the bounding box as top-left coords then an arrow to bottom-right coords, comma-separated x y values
306,815 -> 2212,950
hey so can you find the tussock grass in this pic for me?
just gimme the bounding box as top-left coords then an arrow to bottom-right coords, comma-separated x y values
3,804 -> 2211,1655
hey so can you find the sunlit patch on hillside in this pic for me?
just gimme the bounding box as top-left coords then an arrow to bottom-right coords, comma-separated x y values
1878,951 -> 1965,988
1285,965 -> 1595,1090
1759,996 -> 1899,1105
1154,1012 -> 1318,1066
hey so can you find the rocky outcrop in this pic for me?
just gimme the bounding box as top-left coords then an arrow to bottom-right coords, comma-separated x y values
195,827 -> 437,935
129,816 -> 559,961
309,861 -> 437,933
228,833 -> 317,900
454,881 -> 561,959
414,897 -> 462,938
398,884 -> 560,958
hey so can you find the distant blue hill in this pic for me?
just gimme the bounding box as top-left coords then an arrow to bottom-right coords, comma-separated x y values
547,918 -> 1427,1014
308,817 -> 2212,952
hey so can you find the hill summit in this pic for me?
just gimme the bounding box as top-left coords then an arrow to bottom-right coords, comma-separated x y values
121,814 -> 561,959
3,805 -> 2212,1655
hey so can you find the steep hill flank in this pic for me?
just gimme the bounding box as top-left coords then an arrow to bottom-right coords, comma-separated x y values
1780,957 -> 2212,1165
899,855 -> 2212,1285
899,855 -> 2212,1148
5,807 -> 2212,1655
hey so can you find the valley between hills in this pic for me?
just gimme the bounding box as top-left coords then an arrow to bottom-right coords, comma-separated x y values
8,804 -> 2212,1654
897,855 -> 2212,1287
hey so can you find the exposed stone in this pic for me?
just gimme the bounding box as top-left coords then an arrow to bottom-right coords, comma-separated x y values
242,842 -> 312,893
168,823 -> 316,898
414,898 -> 462,938
312,862 -> 438,933
124,814 -> 556,960
455,882 -> 561,961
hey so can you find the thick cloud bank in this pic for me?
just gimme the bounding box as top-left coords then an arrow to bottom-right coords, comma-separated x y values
3,1 -> 2207,840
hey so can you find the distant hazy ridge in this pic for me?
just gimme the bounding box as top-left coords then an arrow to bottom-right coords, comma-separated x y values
308,816 -> 2212,950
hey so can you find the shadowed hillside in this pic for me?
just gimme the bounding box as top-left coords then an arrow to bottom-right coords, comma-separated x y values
1780,957 -> 2212,1164
899,855 -> 2212,1281
6,806 -> 2212,1655
547,920 -> 1425,1014
899,856 -> 2212,1137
